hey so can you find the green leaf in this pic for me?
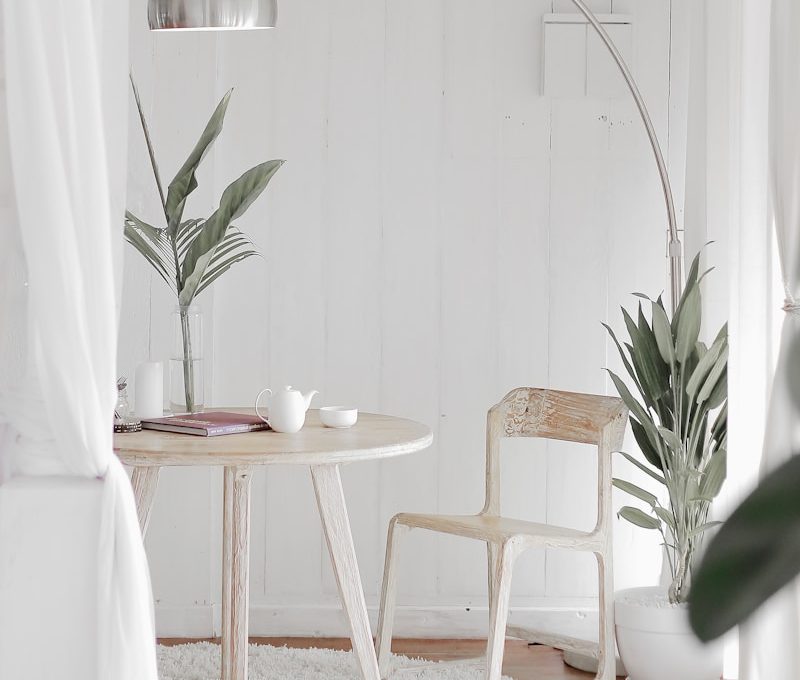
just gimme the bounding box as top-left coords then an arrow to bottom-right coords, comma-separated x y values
124,215 -> 176,290
194,249 -> 259,299
698,266 -> 714,285
176,218 -> 205,254
606,371 -> 652,436
654,506 -> 676,529
622,307 -> 642,353
612,478 -> 658,507
165,90 -> 233,234
711,402 -> 727,443
618,506 -> 661,530
675,284 -> 702,364
129,76 -> 167,214
125,215 -> 173,267
207,229 -> 253,264
699,447 -> 726,499
713,322 -> 728,346
690,521 -> 722,538
180,160 -> 283,306
696,346 -> 728,404
685,336 -> 724,399
124,229 -> 174,289
125,210 -> 166,243
689,455 -> 800,641
690,413 -> 709,464
619,451 -> 666,485
657,426 -> 683,454
630,418 -> 664,471
671,250 -> 702,334
632,303 -> 670,401
602,322 -> 644,395
651,300 -> 676,367
606,371 -> 667,467
705,371 -> 728,410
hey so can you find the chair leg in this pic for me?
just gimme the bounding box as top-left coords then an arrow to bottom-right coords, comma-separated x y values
486,540 -> 517,680
595,550 -> 615,680
487,541 -> 499,606
376,518 -> 408,679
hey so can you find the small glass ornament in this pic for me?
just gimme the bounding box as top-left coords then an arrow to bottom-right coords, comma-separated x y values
114,376 -> 142,433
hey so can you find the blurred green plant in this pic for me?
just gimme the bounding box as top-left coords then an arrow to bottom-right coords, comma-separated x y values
606,251 -> 728,603
689,329 -> 800,640
125,76 -> 283,411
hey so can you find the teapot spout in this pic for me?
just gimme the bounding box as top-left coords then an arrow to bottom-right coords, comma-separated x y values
302,390 -> 319,411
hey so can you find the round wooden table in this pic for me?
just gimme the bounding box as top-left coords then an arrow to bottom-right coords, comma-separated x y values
115,409 -> 432,680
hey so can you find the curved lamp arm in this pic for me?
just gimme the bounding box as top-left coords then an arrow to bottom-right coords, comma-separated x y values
570,0 -> 683,312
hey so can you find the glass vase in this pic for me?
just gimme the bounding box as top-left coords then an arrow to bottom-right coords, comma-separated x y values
170,305 -> 204,413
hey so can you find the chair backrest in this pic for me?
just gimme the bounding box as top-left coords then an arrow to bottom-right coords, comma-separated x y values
483,388 -> 628,529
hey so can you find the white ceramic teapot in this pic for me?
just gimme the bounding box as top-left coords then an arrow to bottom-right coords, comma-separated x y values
255,385 -> 318,433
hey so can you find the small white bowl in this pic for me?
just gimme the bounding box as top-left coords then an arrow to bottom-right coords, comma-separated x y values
320,406 -> 358,429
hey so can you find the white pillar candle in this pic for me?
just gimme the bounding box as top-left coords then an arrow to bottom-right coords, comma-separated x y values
135,361 -> 163,419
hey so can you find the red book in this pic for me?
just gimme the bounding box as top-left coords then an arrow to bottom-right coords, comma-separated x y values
141,411 -> 269,436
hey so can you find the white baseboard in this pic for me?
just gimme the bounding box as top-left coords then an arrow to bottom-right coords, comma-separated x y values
155,602 -> 600,641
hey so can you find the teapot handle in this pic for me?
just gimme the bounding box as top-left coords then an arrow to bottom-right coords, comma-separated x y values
254,388 -> 272,424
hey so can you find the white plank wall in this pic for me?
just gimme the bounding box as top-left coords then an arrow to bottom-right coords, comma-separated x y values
121,0 -> 678,636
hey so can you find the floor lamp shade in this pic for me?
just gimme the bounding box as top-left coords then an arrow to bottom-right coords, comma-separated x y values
148,0 -> 277,30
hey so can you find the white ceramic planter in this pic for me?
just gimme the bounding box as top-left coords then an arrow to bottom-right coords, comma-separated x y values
615,587 -> 723,680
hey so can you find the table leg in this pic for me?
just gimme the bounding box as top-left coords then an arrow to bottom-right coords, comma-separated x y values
310,464 -> 380,680
222,465 -> 253,680
130,466 -> 160,538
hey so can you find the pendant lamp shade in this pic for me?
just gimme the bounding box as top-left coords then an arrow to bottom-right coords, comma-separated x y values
148,0 -> 277,31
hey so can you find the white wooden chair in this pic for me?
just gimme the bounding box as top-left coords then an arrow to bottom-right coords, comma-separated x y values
375,387 -> 628,680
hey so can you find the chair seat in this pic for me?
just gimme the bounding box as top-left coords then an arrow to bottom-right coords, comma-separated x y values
394,512 -> 602,550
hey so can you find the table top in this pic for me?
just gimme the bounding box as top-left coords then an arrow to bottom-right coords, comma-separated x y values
114,408 -> 433,467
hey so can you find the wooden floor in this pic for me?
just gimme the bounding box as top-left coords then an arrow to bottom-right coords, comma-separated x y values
158,637 -> 594,679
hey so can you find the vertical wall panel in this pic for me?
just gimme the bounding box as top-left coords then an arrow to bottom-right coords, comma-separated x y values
437,0 -> 500,600
494,0 -> 552,599
378,0 -> 444,601
545,99 -> 611,598
322,0 -> 386,597
262,0 -> 330,602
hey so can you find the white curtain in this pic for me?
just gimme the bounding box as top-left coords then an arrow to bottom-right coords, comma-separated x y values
679,0 -> 799,678
0,1 -> 157,679
744,0 -> 800,678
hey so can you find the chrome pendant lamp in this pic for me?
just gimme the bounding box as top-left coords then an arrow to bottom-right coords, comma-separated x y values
148,0 -> 277,31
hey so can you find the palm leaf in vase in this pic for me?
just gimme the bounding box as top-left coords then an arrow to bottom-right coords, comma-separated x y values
125,76 -> 284,412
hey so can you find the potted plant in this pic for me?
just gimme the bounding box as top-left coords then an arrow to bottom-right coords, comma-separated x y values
605,251 -> 727,680
124,77 -> 283,412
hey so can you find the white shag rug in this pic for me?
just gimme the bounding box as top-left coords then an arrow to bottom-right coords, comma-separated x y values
158,642 -> 511,680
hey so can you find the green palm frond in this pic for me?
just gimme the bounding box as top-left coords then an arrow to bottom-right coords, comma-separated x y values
124,211 -> 176,292
125,77 -> 284,307
195,227 -> 260,299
